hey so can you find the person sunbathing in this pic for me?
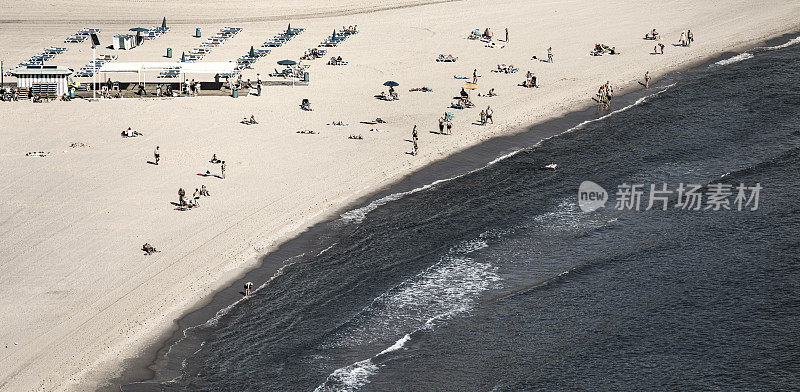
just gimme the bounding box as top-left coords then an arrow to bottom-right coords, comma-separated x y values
301,99 -> 312,111
142,243 -> 157,255
211,154 -> 220,163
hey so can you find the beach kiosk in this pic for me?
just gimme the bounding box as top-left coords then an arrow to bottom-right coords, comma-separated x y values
9,65 -> 73,98
113,34 -> 137,50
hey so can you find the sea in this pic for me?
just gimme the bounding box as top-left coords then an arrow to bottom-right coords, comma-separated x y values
122,34 -> 800,391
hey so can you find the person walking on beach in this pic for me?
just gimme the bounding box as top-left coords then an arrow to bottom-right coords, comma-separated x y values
473,69 -> 478,84
193,188 -> 201,206
221,161 -> 226,179
687,30 -> 694,46
479,109 -> 486,125
244,281 -> 253,296
486,106 -> 494,124
645,71 -> 651,88
412,125 -> 418,141
439,117 -> 445,133
154,146 -> 160,165
505,28 -> 509,42
178,188 -> 186,207
547,47 -> 553,63
446,121 -> 452,135
659,43 -> 665,54
412,139 -> 418,156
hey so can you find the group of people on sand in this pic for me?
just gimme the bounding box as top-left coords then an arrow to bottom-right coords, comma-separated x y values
597,81 -> 615,106
242,114 -> 258,125
521,71 -> 539,88
478,106 -> 494,125
438,113 -> 454,134
0,87 -> 21,101
679,30 -> 694,47
327,56 -> 347,65
494,64 -> 518,73
376,86 -> 399,101
592,43 -> 620,56
177,185 -> 211,210
121,127 -> 143,137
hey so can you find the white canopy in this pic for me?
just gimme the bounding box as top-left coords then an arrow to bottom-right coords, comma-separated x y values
99,62 -> 236,74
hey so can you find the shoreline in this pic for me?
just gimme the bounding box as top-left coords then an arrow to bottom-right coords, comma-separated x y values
116,29 -> 800,391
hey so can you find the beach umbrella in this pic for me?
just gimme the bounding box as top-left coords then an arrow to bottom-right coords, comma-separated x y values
332,29 -> 337,38
462,83 -> 478,90
287,23 -> 292,34
181,51 -> 186,62
162,17 -> 167,29
129,27 -> 149,32
249,46 -> 255,57
383,81 -> 399,87
277,59 -> 297,66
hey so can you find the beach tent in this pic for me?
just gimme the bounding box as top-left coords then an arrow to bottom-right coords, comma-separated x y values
113,34 -> 137,50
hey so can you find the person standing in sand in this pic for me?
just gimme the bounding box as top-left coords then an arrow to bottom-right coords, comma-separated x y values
687,30 -> 694,46
645,71 -> 651,88
659,43 -> 665,54
244,281 -> 253,296
193,189 -> 201,206
505,28 -> 509,42
473,69 -> 478,84
486,106 -> 494,124
446,121 -> 452,135
547,47 -> 553,63
178,188 -> 186,207
221,161 -> 226,179
154,146 -> 160,165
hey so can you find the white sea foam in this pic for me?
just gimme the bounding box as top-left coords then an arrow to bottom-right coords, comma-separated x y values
762,35 -> 800,50
314,234 -> 503,391
378,333 -> 411,355
712,52 -> 754,67
313,359 -> 379,392
317,243 -> 337,256
338,176 -> 459,224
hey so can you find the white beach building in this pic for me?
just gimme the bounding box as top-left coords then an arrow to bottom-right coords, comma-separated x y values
113,34 -> 138,50
9,65 -> 73,97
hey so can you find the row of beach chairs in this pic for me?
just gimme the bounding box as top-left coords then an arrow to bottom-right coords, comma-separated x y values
65,28 -> 101,43
262,26 -> 305,48
6,46 -> 68,75
141,26 -> 170,41
180,27 -> 242,63
157,67 -> 181,79
75,54 -> 117,77
300,48 -> 327,60
318,27 -> 358,47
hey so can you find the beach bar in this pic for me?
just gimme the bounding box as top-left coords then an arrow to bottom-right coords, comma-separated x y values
10,65 -> 73,97
99,62 -> 236,83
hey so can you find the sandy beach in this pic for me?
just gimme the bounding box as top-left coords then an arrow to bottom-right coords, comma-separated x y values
1,0 -> 799,390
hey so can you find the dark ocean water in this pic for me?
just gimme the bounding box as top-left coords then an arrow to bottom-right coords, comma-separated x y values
125,36 -> 800,391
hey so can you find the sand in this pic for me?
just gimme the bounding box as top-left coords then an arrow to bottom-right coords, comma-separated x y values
1,0 -> 799,390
